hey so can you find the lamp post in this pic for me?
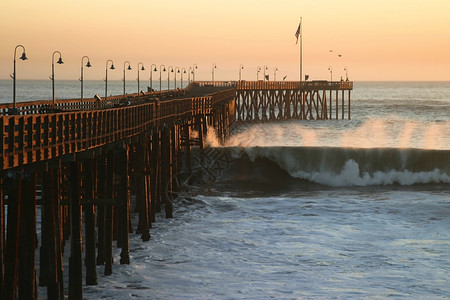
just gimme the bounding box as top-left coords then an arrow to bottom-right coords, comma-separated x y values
150,64 -> 157,91
105,59 -> 115,101
328,66 -> 333,82
11,44 -> 28,113
167,66 -> 174,91
188,67 -> 192,83
181,68 -> 187,88
274,67 -> 278,81
344,67 -> 348,81
257,66 -> 261,81
192,64 -> 198,81
123,61 -> 132,95
239,64 -> 244,81
263,65 -> 268,81
80,56 -> 92,102
159,64 -> 166,93
50,51 -> 64,105
137,62 -> 145,96
174,67 -> 181,88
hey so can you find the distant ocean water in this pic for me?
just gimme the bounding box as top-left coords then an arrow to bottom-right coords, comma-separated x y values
5,80 -> 449,299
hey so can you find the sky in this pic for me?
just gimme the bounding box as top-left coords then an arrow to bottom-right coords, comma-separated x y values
1,0 -> 450,81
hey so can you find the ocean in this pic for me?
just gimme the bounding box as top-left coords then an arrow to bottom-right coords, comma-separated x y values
1,80 -> 449,299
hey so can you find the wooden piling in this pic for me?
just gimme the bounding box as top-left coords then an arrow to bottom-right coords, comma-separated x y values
135,139 -> 150,241
3,173 -> 21,300
145,138 -> 152,228
348,90 -> 351,120
161,128 -> 173,218
0,177 -> 3,297
184,123 -> 192,175
196,116 -> 204,150
154,131 -> 162,214
104,151 -> 115,276
150,131 -> 160,222
39,170 -> 49,288
96,156 -> 106,266
118,145 -> 131,264
83,157 -> 98,285
42,163 -> 64,299
18,171 -> 37,300
170,125 -> 178,195
56,166 -> 65,300
68,160 -> 83,300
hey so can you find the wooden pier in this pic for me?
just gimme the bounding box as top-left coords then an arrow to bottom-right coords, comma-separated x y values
0,80 -> 352,299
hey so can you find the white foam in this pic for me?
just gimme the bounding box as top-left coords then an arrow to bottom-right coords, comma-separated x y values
205,126 -> 221,147
292,159 -> 450,187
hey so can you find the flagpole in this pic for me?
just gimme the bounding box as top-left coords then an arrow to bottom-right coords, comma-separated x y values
299,17 -> 302,82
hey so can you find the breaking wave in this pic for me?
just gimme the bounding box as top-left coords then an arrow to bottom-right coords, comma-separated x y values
224,146 -> 450,187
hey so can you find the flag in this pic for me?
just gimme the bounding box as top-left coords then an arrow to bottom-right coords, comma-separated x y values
295,22 -> 301,44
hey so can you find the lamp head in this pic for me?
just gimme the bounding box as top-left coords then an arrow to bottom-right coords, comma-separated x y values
86,61 -> 92,68
163,68 -> 166,72
20,52 -> 28,60
183,70 -> 186,73
153,67 -> 157,72
141,66 -> 145,71
57,57 -> 64,64
110,64 -> 115,70
171,69 -> 174,73
177,69 -> 180,73
127,65 -> 132,71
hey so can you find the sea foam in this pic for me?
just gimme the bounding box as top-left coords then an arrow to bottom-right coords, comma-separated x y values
227,146 -> 450,187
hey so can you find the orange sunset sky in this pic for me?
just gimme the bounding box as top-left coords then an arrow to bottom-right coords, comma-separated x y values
1,0 -> 450,82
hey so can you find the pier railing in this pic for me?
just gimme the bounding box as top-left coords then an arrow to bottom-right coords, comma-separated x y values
0,87 -> 196,116
0,86 -> 235,170
236,80 -> 353,90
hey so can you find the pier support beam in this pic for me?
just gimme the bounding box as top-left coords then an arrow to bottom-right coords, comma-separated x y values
118,145 -> 131,264
96,156 -> 106,266
161,128 -> 173,218
18,171 -> 37,300
83,157 -> 98,285
135,140 -> 150,241
0,177 -> 4,297
3,173 -> 22,300
104,151 -> 115,276
150,131 -> 160,222
41,163 -> 64,299
68,160 -> 83,300
348,90 -> 351,120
